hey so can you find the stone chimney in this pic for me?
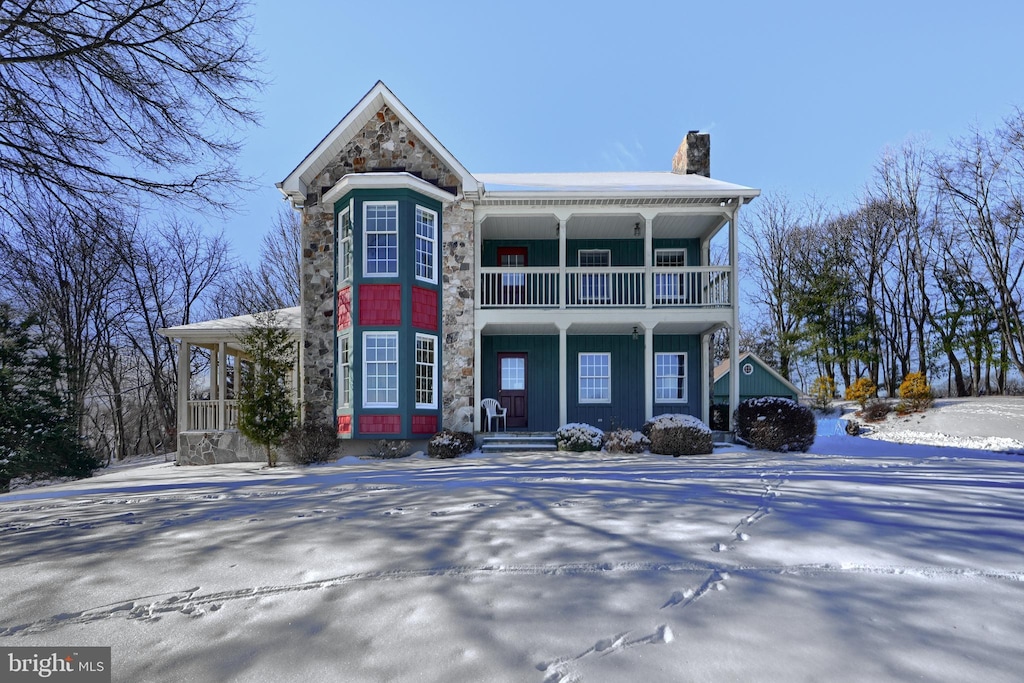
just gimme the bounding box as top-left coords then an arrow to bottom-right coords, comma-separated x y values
671,130 -> 710,177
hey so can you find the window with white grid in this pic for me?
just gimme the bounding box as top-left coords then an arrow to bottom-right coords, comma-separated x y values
363,332 -> 398,407
415,334 -> 437,408
337,207 -> 353,283
415,206 -> 437,283
578,352 -> 611,403
337,335 -> 352,408
364,202 -> 398,276
655,352 -> 687,402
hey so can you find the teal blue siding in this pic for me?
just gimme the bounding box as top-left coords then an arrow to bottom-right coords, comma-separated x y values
653,335 -> 702,417
482,240 -> 558,267
481,238 -> 700,268
567,335 -> 645,430
714,358 -> 798,403
481,335 -> 560,432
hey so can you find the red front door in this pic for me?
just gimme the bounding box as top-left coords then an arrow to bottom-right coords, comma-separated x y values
498,352 -> 528,429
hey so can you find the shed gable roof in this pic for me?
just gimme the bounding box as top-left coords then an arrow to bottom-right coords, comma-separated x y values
277,81 -> 477,206
713,352 -> 803,397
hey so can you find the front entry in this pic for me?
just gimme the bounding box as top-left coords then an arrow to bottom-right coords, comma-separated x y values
498,352 -> 528,428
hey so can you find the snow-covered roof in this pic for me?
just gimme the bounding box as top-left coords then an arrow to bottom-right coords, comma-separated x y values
158,307 -> 301,345
475,171 -> 758,202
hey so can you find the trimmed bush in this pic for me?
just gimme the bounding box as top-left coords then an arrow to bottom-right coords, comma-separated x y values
643,414 -> 713,456
844,377 -> 877,409
428,429 -> 476,459
603,428 -> 650,454
279,422 -> 339,465
898,372 -> 933,412
556,423 -> 604,451
735,397 -> 816,452
371,440 -> 409,459
862,399 -> 892,423
809,376 -> 837,412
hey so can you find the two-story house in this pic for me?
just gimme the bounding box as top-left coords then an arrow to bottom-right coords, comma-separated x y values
164,81 -> 758,462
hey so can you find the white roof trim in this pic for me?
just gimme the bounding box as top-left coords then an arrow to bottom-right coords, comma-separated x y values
322,172 -> 456,208
475,171 -> 759,203
277,81 -> 477,205
158,307 -> 301,344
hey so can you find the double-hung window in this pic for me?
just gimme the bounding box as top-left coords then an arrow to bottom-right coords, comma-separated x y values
337,207 -> 353,283
364,202 -> 398,276
337,335 -> 352,409
363,332 -> 398,407
415,334 -> 437,408
655,352 -> 687,402
578,249 -> 611,304
578,352 -> 611,403
654,249 -> 687,304
415,206 -> 437,283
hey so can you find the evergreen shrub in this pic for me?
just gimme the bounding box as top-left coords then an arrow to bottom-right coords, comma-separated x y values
603,428 -> 650,454
556,423 -> 604,451
427,429 -> 476,459
643,414 -> 713,456
735,397 -> 816,452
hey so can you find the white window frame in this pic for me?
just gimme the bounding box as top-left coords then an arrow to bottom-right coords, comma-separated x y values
337,334 -> 352,409
414,333 -> 438,409
415,206 -> 438,284
655,352 -> 688,403
363,331 -> 399,408
578,352 -> 611,404
363,201 -> 398,277
654,249 -> 687,303
337,205 -> 353,284
578,249 -> 611,304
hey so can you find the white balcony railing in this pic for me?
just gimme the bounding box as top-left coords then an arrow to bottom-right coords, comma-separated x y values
186,400 -> 238,431
478,266 -> 731,308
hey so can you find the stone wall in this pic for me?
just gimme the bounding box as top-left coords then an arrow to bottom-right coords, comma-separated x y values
299,104 -> 475,431
177,431 -> 276,465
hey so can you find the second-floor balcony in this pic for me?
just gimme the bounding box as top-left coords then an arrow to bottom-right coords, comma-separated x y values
479,265 -> 731,309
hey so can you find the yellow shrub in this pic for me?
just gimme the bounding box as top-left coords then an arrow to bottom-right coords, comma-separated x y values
844,377 -> 877,409
898,372 -> 933,412
809,375 -> 837,412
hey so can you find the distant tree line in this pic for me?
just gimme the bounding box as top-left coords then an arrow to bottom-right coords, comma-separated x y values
744,111 -> 1024,397
0,1 -> 298,480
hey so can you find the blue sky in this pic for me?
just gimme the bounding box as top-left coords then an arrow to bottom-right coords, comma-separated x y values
221,0 -> 1024,262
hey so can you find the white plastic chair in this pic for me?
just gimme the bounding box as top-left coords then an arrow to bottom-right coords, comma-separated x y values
481,398 -> 507,432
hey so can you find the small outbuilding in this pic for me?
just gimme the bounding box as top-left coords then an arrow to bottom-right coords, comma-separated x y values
713,352 -> 801,404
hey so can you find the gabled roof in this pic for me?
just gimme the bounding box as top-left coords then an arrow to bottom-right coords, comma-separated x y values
714,352 -> 803,396
158,307 -> 301,346
277,81 -> 477,206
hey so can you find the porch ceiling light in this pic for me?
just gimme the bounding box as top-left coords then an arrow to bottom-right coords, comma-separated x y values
634,222 -> 641,236
632,326 -> 639,341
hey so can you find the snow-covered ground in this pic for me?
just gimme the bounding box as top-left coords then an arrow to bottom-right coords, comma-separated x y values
2,398 -> 1022,682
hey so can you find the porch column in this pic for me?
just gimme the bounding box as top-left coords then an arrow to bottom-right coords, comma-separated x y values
644,324 -> 654,421
644,215 -> 654,309
217,342 -> 228,430
232,351 -> 240,400
177,341 -> 190,436
729,205 -> 742,429
558,322 -> 568,426
209,344 -> 218,401
558,216 -> 567,309
473,323 -> 482,431
700,332 -> 711,425
473,216 -> 483,312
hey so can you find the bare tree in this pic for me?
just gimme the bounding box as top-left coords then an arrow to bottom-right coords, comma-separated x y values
214,208 -> 301,316
0,0 -> 261,222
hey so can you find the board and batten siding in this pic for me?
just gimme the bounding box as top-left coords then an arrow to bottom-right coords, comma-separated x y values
481,335 -> 560,432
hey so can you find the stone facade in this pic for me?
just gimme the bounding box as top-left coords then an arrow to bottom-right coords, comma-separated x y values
671,131 -> 711,178
177,431 -> 273,465
299,105 -> 475,432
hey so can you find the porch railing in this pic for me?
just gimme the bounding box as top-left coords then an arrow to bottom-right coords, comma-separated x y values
478,266 -> 732,308
186,399 -> 238,431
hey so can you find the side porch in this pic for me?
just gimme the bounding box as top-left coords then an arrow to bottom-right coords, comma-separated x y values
158,307 -> 302,464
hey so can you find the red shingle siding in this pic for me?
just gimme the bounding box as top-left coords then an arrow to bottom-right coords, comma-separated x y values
359,414 -> 401,434
337,415 -> 352,434
337,287 -> 352,330
411,415 -> 437,434
411,286 -> 438,331
359,284 -> 402,326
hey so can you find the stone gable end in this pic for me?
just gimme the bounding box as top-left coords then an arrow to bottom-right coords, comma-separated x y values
299,105 -> 475,433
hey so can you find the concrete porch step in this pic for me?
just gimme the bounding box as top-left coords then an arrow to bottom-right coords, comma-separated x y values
480,433 -> 557,453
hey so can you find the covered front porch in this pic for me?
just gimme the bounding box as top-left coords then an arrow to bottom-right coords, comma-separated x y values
159,307 -> 302,464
